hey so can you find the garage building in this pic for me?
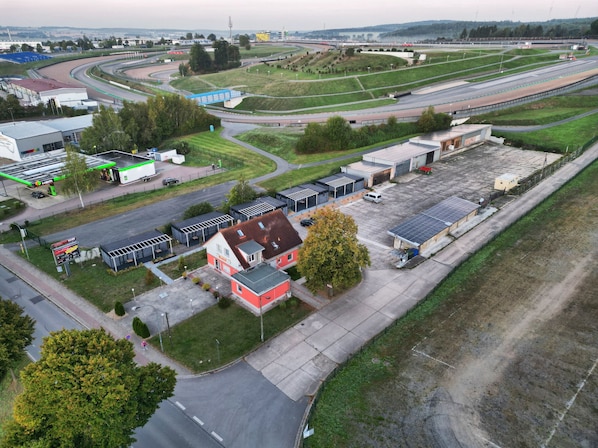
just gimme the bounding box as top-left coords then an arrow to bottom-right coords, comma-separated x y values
387,196 -> 479,255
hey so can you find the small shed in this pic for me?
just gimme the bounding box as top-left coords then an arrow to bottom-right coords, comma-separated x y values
229,196 -> 287,223
494,173 -> 519,192
97,150 -> 155,185
100,230 -> 173,272
276,183 -> 328,213
315,173 -> 365,199
171,211 -> 234,247
231,263 -> 291,314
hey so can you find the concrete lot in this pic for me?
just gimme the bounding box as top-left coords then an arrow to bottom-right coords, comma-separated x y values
334,142 -> 561,270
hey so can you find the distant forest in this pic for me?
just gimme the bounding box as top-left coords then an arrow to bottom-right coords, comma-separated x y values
305,18 -> 598,41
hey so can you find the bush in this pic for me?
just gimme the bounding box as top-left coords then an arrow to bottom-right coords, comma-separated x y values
192,277 -> 200,284
145,269 -> 156,286
217,296 -> 232,309
177,256 -> 186,272
202,283 -> 211,291
114,301 -> 125,316
132,316 -> 150,338
278,300 -> 287,310
213,290 -> 220,299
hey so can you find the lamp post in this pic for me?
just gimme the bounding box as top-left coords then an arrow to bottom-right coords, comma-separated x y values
189,298 -> 194,316
215,338 -> 221,363
367,66 -> 371,74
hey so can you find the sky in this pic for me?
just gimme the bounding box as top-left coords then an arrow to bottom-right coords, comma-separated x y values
2,0 -> 597,32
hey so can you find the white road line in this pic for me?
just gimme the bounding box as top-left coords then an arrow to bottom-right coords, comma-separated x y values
175,401 -> 186,411
192,416 -> 204,426
211,431 -> 224,442
411,349 -> 455,369
542,356 -> 598,447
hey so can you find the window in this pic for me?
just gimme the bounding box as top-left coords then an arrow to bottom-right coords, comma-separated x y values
247,253 -> 255,262
237,229 -> 244,237
287,253 -> 293,261
258,221 -> 265,229
237,284 -> 243,293
225,248 -> 230,257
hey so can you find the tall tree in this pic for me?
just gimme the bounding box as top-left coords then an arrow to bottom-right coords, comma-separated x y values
0,297 -> 35,379
2,328 -> 176,448
324,116 -> 353,151
189,43 -> 212,73
59,144 -> 98,209
224,179 -> 257,211
80,105 -> 131,154
298,208 -> 370,293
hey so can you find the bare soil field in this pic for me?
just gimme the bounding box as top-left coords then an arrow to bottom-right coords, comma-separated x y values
315,162 -> 598,448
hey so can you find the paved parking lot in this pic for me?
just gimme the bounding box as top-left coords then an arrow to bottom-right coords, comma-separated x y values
336,142 -> 561,270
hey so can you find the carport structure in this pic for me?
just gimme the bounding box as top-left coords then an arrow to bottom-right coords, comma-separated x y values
100,230 -> 173,272
229,196 -> 287,222
171,211 -> 234,247
387,196 -> 479,255
276,183 -> 328,213
0,149 -> 115,187
316,173 -> 364,199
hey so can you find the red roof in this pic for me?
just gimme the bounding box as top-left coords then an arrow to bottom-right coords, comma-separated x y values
10,78 -> 81,93
219,209 -> 303,269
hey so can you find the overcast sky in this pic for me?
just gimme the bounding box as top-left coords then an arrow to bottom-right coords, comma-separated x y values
3,0 -> 597,32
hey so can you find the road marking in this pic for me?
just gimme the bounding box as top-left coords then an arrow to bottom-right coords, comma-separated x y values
175,401 -> 186,410
211,431 -> 223,442
542,356 -> 598,447
411,349 -> 455,369
192,416 -> 204,426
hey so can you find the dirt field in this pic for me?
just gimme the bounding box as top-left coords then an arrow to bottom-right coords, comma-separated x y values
331,163 -> 598,448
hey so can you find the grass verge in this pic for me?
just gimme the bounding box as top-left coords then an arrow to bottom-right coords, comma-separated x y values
150,299 -> 312,372
303,159 -> 598,447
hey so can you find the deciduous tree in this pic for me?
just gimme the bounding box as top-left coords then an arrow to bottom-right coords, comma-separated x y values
0,297 -> 35,379
59,144 -> 98,208
298,208 -> 370,293
224,179 -> 257,211
2,328 -> 176,448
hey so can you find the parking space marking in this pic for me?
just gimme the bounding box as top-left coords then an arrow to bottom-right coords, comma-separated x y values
175,401 -> 186,410
211,431 -> 223,442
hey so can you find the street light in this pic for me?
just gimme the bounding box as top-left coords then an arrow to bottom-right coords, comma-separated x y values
367,66 -> 371,74
132,288 -> 135,300
189,298 -> 194,316
215,338 -> 221,363
259,296 -> 264,342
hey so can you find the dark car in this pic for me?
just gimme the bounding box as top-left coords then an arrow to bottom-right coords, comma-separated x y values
31,191 -> 46,199
300,218 -> 315,227
162,177 -> 179,186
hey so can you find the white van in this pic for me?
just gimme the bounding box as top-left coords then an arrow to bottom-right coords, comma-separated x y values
363,191 -> 382,203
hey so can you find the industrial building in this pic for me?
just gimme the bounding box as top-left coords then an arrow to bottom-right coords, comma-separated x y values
343,124 -> 492,187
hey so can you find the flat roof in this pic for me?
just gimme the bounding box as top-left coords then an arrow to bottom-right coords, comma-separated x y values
0,149 -> 116,186
0,121 -> 63,140
363,142 -> 437,164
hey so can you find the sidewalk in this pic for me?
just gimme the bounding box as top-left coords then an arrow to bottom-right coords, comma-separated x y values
0,244 -> 192,375
245,142 -> 598,402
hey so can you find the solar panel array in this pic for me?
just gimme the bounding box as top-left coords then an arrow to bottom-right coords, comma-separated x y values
388,196 -> 478,245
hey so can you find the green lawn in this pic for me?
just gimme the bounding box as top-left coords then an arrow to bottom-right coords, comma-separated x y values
158,250 -> 207,280
151,299 -> 312,372
22,245 -> 159,312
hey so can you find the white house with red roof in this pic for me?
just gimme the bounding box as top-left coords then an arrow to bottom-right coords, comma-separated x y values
204,209 -> 303,312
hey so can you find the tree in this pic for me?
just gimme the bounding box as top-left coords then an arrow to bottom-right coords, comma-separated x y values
591,19 -> 598,36
59,144 -> 98,208
416,106 -> 451,134
239,34 -> 251,50
80,105 -> 131,154
189,43 -> 212,73
324,116 -> 353,151
223,179 -> 257,211
183,202 -> 214,219
297,208 -> 370,293
0,297 -> 35,379
2,328 -> 175,448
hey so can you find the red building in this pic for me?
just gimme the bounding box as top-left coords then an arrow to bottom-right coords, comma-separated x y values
204,209 -> 303,310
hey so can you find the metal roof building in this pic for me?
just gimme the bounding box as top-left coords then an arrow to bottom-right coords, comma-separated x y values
387,196 -> 479,255
100,229 -> 173,272
171,211 -> 235,247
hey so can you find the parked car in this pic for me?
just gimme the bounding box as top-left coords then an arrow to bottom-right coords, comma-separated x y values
31,191 -> 46,199
300,218 -> 315,227
162,177 -> 179,186
363,191 -> 382,203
